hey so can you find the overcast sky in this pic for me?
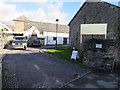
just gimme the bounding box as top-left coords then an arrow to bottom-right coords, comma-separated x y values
0,0 -> 119,25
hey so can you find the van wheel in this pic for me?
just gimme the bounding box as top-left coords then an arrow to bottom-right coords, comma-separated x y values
11,48 -> 13,50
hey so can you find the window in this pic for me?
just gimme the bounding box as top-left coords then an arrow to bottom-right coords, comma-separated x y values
53,37 -> 57,40
39,31 -> 43,35
14,37 -> 26,41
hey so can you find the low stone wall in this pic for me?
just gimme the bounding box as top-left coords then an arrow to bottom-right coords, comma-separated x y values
83,39 -> 119,69
0,35 -> 12,49
0,38 -> 2,49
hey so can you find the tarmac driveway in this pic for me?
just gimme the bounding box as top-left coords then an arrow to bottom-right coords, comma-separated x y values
64,70 -> 119,88
2,47 -> 87,88
2,47 -> 119,88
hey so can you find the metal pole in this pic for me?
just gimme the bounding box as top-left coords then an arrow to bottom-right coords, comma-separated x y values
55,19 -> 59,48
47,31 -> 48,45
56,23 -> 58,48
1,29 -> 4,49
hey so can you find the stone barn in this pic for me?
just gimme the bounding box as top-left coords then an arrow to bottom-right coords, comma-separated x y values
69,0 -> 120,50
68,0 -> 120,69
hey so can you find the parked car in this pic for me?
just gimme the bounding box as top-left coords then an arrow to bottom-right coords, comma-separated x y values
27,35 -> 41,47
27,39 -> 41,47
11,36 -> 27,50
32,39 -> 41,46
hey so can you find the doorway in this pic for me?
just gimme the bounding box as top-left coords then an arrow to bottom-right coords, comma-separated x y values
63,38 -> 67,45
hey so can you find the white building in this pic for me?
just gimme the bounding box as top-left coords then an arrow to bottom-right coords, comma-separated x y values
0,22 -> 13,34
13,16 -> 69,46
24,26 -> 69,45
0,22 -> 14,48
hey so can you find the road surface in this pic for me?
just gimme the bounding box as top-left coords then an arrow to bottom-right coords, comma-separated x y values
2,47 -> 119,88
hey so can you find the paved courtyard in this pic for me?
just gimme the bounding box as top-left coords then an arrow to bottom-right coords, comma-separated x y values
2,47 -> 120,88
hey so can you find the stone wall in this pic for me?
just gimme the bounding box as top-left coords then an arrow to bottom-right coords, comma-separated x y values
69,2 -> 119,50
0,33 -> 12,49
83,39 -> 119,69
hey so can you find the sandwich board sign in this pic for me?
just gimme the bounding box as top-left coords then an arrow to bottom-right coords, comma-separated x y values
71,50 -> 79,60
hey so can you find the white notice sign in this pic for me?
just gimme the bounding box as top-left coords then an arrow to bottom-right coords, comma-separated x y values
71,50 -> 79,60
81,24 -> 107,35
96,44 -> 102,48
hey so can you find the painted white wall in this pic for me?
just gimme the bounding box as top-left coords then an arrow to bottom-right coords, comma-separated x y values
44,32 -> 69,37
0,22 -> 13,33
43,31 -> 69,45
24,26 -> 69,45
24,26 -> 40,38
67,38 -> 69,45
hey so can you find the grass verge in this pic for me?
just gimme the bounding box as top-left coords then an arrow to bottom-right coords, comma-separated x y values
46,44 -> 68,46
43,46 -> 94,71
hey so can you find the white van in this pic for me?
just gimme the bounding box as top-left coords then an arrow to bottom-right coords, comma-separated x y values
12,36 -> 27,50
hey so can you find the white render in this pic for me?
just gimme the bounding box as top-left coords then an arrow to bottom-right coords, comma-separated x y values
0,22 -> 13,33
24,26 -> 69,45
24,26 -> 40,38
42,31 -> 69,45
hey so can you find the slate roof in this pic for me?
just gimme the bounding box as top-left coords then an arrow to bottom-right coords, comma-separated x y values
25,21 -> 69,33
13,15 -> 29,21
7,25 -> 14,30
14,15 -> 69,33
